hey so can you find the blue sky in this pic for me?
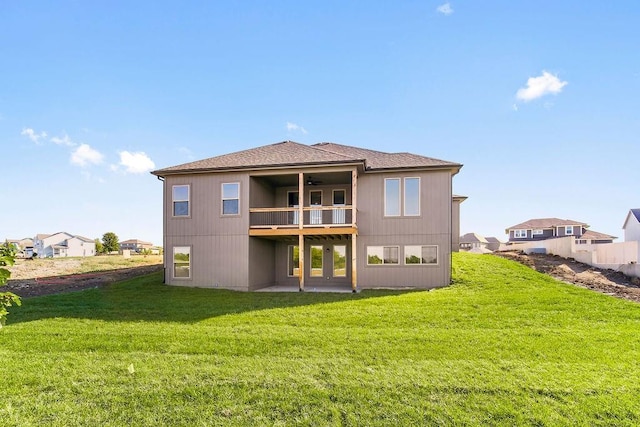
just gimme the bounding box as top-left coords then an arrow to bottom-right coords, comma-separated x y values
2,1 -> 638,245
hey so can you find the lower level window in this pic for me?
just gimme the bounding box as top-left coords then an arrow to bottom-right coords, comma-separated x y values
173,246 -> 191,278
310,245 -> 323,277
405,245 -> 438,265
367,246 -> 399,265
288,245 -> 300,277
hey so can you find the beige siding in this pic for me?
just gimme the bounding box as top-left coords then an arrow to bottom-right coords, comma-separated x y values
452,199 -> 461,252
248,237 -> 276,290
356,170 -> 452,289
164,173 -> 251,290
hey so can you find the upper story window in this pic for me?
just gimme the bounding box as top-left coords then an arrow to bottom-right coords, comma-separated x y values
172,185 -> 190,217
222,183 -> 240,215
384,179 -> 401,216
404,178 -> 420,216
385,177 -> 421,217
565,226 -> 574,235
533,229 -> 544,235
513,230 -> 527,238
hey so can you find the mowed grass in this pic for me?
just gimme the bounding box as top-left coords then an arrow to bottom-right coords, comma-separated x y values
2,253 -> 640,426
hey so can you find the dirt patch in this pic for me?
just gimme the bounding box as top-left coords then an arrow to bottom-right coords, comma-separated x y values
4,264 -> 163,298
495,251 -> 640,302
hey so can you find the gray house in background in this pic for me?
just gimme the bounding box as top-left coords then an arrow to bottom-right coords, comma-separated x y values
152,141 -> 463,291
506,218 -> 616,244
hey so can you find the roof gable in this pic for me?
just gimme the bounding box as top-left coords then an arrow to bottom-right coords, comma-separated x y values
506,218 -> 588,232
152,140 -> 462,176
579,230 -> 617,241
460,233 -> 489,244
623,209 -> 640,229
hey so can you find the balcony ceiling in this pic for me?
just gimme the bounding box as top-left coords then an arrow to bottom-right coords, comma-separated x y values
258,171 -> 352,187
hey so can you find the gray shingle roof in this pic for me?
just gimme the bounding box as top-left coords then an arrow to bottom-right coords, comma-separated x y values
152,140 -> 461,176
506,218 -> 588,231
460,233 -> 489,244
313,142 -> 461,170
631,209 -> 640,222
579,230 -> 616,240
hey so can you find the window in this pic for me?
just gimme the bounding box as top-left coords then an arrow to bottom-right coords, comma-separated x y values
404,178 -> 420,216
565,226 -> 574,235
384,179 -> 401,216
310,245 -> 323,277
513,230 -> 527,238
222,183 -> 240,215
533,229 -> 544,235
577,239 -> 587,245
405,245 -> 438,265
288,245 -> 300,277
172,185 -> 189,217
367,246 -> 399,265
173,246 -> 190,279
333,245 -> 347,277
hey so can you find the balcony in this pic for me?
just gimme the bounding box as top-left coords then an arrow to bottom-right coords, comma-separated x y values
250,206 -> 354,228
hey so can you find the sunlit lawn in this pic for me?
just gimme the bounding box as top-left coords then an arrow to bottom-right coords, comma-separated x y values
2,252 -> 640,425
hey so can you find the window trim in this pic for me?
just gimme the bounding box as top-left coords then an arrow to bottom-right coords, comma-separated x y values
404,245 -> 438,266
533,229 -> 544,235
173,246 -> 191,280
403,177 -> 421,216
172,184 -> 190,217
565,225 -> 574,235
366,245 -> 400,266
221,182 -> 240,216
384,178 -> 401,217
513,229 -> 527,239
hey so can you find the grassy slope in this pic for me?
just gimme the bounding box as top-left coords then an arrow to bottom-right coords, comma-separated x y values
8,255 -> 162,279
2,253 -> 640,426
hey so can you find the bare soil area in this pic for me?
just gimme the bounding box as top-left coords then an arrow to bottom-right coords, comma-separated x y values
495,251 -> 640,302
4,260 -> 163,298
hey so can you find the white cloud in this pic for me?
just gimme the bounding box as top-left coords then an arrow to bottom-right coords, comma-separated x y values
117,151 -> 155,174
71,144 -> 104,167
21,128 -> 48,144
437,2 -> 454,15
516,71 -> 568,102
50,133 -> 76,146
286,122 -> 308,134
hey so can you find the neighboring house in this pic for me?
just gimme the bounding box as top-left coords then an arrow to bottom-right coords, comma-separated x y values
151,140 -> 463,291
120,239 -> 153,253
623,209 -> 640,242
33,232 -> 96,258
505,218 -> 616,244
6,238 -> 34,257
485,237 -> 503,252
459,233 -> 489,251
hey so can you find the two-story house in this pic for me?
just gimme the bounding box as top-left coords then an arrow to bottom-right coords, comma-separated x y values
505,218 -> 616,244
151,141 -> 463,292
33,232 -> 96,257
120,239 -> 154,253
623,209 -> 640,242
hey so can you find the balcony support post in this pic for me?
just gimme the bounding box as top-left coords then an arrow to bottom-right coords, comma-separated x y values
298,233 -> 305,291
351,233 -> 357,293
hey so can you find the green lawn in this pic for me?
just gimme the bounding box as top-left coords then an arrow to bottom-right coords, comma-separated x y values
2,253 -> 640,426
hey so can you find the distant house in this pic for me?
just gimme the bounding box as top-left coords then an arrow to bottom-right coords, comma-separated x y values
33,232 -> 96,258
459,233 -> 489,251
151,140 -> 463,291
120,239 -> 153,253
485,237 -> 503,252
506,218 -> 616,244
6,238 -> 34,258
623,209 -> 640,242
